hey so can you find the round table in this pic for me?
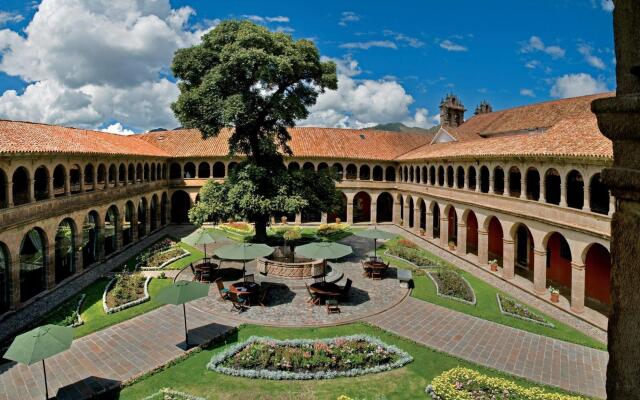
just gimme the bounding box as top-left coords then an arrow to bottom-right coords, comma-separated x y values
309,282 -> 341,297
230,282 -> 259,295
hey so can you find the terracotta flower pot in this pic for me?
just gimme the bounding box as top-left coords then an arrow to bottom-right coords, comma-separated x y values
419,229 -> 425,236
490,263 -> 498,272
550,292 -> 560,303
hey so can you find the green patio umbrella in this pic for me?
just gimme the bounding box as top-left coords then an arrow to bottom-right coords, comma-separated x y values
181,228 -> 219,259
155,280 -> 210,347
294,242 -> 353,281
3,324 -> 74,399
355,228 -> 397,258
214,243 -> 274,275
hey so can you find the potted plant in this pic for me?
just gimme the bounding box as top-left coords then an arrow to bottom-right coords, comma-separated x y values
419,228 -> 425,236
448,241 -> 456,250
281,216 -> 287,224
399,219 -> 404,226
335,217 -> 341,224
488,259 -> 499,272
549,287 -> 560,303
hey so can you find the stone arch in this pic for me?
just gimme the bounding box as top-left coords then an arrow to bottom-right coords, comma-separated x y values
508,166 -> 521,197
437,166 -> 444,186
212,161 -> 225,178
161,192 -> 169,226
385,166 -> 395,182
512,223 -> 535,281
467,166 -> 477,190
171,190 -> 191,223
583,243 -> 612,308
55,218 -> 76,283
417,197 -> 427,231
327,192 -> 347,223
302,161 -> 315,171
0,168 -> 7,208
198,162 -> 210,178
589,173 -> 609,214
53,164 -> 67,196
431,202 -> 441,238
421,166 -> 428,184
144,163 -> 150,182
69,164 -> 82,194
446,166 -> 454,187
444,205 -> 458,245
34,165 -> 50,200
128,163 -> 135,183
138,197 -> 148,238
19,227 -> 48,302
544,231 -> 572,295
0,242 -> 10,313
82,210 -> 100,267
373,165 -> 383,181
566,170 -> 584,209
331,163 -> 344,180
456,166 -> 465,189
359,165 -> 371,180
376,192 -> 393,222
525,167 -> 540,201
118,163 -> 126,185
317,162 -> 329,172
346,163 -> 357,180
104,205 -> 119,257
486,216 -> 503,265
97,164 -> 107,189
135,163 -> 142,183
123,201 -> 135,246
415,166 -> 421,183
12,166 -> 31,205
464,209 -> 478,255
287,161 -> 300,171
493,166 -> 505,195
169,162 -> 181,179
353,191 -> 371,223
544,168 -> 561,205
479,166 -> 490,193
84,163 -> 95,191
427,166 -> 434,185
150,194 -> 159,231
183,162 -> 196,179
409,166 -> 415,182
150,162 -> 157,181
402,166 -> 408,182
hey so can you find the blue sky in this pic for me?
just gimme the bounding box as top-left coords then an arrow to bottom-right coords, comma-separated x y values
0,0 -> 615,133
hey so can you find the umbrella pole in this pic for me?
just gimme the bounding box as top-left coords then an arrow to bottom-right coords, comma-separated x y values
204,243 -> 207,260
374,239 -> 377,258
42,359 -> 48,400
183,303 -> 189,348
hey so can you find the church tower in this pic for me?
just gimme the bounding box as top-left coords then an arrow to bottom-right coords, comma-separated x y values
475,100 -> 493,115
439,94 -> 466,128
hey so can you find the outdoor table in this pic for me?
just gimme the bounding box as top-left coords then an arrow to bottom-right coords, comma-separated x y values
364,260 -> 388,280
230,282 -> 260,305
309,282 -> 341,302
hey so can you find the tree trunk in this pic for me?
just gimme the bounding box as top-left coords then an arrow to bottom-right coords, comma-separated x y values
254,215 -> 269,243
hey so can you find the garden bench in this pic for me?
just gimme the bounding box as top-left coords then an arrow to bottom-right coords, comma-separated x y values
397,269 -> 412,288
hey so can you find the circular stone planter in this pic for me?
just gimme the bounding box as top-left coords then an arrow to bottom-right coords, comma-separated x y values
256,257 -> 326,279
102,276 -> 152,314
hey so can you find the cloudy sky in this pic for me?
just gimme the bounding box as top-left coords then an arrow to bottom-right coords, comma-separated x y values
0,0 -> 615,133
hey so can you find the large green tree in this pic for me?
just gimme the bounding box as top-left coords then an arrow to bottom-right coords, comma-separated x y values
171,20 -> 339,241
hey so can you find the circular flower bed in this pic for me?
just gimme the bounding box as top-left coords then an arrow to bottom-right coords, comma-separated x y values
208,335 -> 413,380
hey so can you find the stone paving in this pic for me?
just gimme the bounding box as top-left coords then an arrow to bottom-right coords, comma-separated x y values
367,296 -> 608,398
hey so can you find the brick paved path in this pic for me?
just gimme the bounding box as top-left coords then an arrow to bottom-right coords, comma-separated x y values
0,300 -> 238,400
367,296 -> 607,398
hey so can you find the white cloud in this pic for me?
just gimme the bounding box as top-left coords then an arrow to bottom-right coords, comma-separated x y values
0,11 -> 23,25
101,122 -> 135,135
339,40 -> 397,50
525,60 -> 541,69
578,44 -> 606,69
439,39 -> 467,52
520,88 -> 536,97
601,0 -> 614,11
520,36 -> 565,59
242,15 -> 289,23
383,30 -> 425,48
339,11 -> 360,26
300,57 -> 434,129
0,0 -> 216,131
275,26 -> 295,33
550,73 -> 608,98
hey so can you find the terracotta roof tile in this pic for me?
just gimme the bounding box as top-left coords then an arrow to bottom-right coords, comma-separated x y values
0,120 -> 168,157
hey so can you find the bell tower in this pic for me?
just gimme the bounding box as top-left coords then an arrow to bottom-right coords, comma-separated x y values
439,94 -> 466,127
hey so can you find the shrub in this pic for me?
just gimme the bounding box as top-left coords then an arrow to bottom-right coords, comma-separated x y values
427,367 -> 586,400
397,239 -> 418,249
108,272 -> 146,307
386,244 -> 437,267
317,222 -> 350,237
431,269 -> 474,303
220,221 -> 254,234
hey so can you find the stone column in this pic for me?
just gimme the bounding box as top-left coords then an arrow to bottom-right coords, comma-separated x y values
424,211 -> 433,239
457,222 -> 467,255
47,177 -> 54,199
346,204 -> 353,225
144,206 -> 151,235
504,172 -> 511,196
115,219 -> 123,251
477,229 -> 488,265
79,172 -> 85,193
5,182 -> 12,207
392,200 -> 401,224
520,173 -> 526,199
65,173 -> 71,196
502,239 -> 515,279
533,248 -> 547,294
463,171 -> 469,190
413,206 -> 421,234
371,201 -> 377,224
489,168 -> 495,194
320,212 -> 328,224
402,200 -> 410,227
440,216 -> 449,247
295,212 -> 302,225
583,186 -> 590,211
570,262 -> 586,313
541,177 -> 547,202
475,177 -> 481,192
131,213 -> 138,243
9,254 -> 20,309
560,179 -> 567,207
28,178 -> 34,203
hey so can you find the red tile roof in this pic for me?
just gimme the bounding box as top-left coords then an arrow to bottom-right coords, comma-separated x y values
0,120 -> 168,157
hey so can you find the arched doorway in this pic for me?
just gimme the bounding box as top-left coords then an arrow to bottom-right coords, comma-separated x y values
20,228 -> 47,302
128,163 -> 136,183
589,173 -> 609,215
447,206 -> 458,246
123,201 -> 135,246
0,168 -> 7,208
514,224 -> 534,281
465,210 -> 478,255
545,232 -> 572,295
150,195 -> 159,231
432,203 -> 440,238
212,162 -> 225,178
456,166 -> 465,189
508,167 -> 521,197
566,170 -> 584,209
161,193 -> 169,226
419,199 -> 427,231
487,217 -> 503,266
34,166 -> 49,201
372,166 -> 383,181
376,192 -> 393,223
332,163 -> 344,180
138,198 -> 148,238
467,166 -> 477,191
494,167 -> 505,195
327,192 -> 347,223
303,162 -> 315,171
437,166 -> 445,186
104,206 -> 119,257
12,167 -> 30,205
346,164 -> 357,180
353,192 -> 371,223
288,162 -> 300,171
169,163 -> 181,179
359,165 -> 370,180
171,191 -> 191,223
525,168 -> 540,201
183,163 -> 196,179
385,166 -> 395,182
53,164 -> 66,197
82,211 -> 100,267
447,166 -> 454,187
584,243 -> 612,313
407,196 -> 414,228
479,166 -> 490,193
0,242 -> 10,313
55,219 -> 76,283
198,162 -> 210,178
544,168 -> 561,205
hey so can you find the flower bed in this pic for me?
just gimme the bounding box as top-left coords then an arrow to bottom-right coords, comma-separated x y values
219,222 -> 254,235
208,335 -> 413,380
316,222 -> 350,237
385,244 -> 438,268
497,294 -> 555,328
427,270 -> 476,305
143,389 -> 205,400
135,239 -> 190,271
103,273 -> 152,314
426,367 -> 586,400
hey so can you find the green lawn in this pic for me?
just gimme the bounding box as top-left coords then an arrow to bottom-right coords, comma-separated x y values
119,323 -> 584,400
379,240 -> 606,350
164,241 -> 204,270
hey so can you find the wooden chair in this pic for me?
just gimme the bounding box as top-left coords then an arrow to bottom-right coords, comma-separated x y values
244,274 -> 255,284
305,283 -> 320,305
199,264 -> 212,283
215,278 -> 230,302
190,263 -> 201,282
326,299 -> 340,314
228,291 -> 247,313
339,279 -> 352,301
361,261 -> 372,278
257,284 -> 270,307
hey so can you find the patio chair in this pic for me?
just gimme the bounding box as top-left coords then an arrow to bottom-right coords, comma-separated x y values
305,283 -> 320,305
257,283 -> 271,307
215,278 -> 230,302
361,261 -> 372,278
228,291 -> 248,313
339,278 -> 352,301
244,274 -> 255,283
198,264 -> 212,283
189,263 -> 201,282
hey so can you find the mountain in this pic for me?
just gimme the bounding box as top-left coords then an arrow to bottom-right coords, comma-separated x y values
363,122 -> 439,135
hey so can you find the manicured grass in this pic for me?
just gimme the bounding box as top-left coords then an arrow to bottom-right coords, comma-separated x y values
379,240 -> 606,350
73,277 -> 172,338
119,323 -> 583,400
164,241 -> 204,270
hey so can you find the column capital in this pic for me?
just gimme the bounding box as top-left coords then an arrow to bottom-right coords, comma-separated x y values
533,248 -> 547,256
502,238 -> 515,245
571,262 -> 586,270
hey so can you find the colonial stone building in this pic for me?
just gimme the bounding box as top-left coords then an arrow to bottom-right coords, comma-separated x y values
0,92 -> 613,322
